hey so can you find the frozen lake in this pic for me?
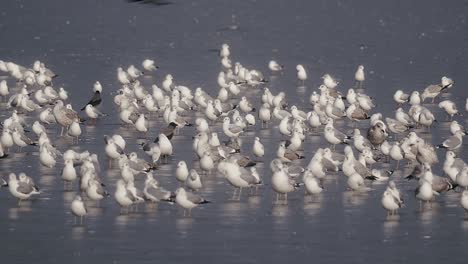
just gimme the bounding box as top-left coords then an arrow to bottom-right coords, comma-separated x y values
1,0 -> 468,263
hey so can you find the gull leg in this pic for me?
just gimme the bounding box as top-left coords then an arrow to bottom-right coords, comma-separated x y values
74,216 -> 77,225
80,216 -> 83,225
238,187 -> 242,200
232,188 -> 237,200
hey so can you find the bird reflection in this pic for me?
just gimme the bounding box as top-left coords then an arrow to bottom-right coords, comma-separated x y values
126,0 -> 172,6
71,225 -> 87,240
383,215 -> 400,238
176,217 -> 193,234
221,201 -> 243,224
342,191 -> 368,207
8,205 -> 32,220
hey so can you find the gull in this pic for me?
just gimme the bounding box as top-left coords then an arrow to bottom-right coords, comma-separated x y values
0,80 -> 9,98
354,65 -> 365,88
353,129 -> 373,152
437,130 -> 464,150
356,93 -> 375,111
12,128 -> 36,151
8,173 -> 40,205
296,64 -> 307,85
268,60 -> 283,72
162,74 -> 175,92
200,151 -> 215,173
306,151 -> 328,180
415,178 -> 437,209
143,94 -> 159,113
324,126 -> 351,148
409,91 -> 421,105
443,151 -> 465,182
322,74 -> 339,89
1,130 -> 14,150
39,143 -> 58,168
53,100 -> 81,136
395,108 -> 413,126
371,169 -> 393,181
142,59 -> 158,71
134,113 -> 148,133
62,159 -> 77,189
386,117 -> 412,136
32,121 -> 46,136
307,111 -> 321,132
347,172 -> 370,192
277,142 -> 304,162
367,121 -> 388,146
143,175 -> 172,203
114,179 -> 136,214
126,181 -> 145,210
222,117 -> 243,138
423,166 -> 453,194
221,56 -> 232,69
390,142 -> 404,170
209,133 -> 220,147
220,43 -> 230,58
386,181 -> 403,203
39,108 -> 57,125
438,100 -> 459,120
67,121 -> 82,142
252,137 -> 264,159
412,106 -> 436,128
85,104 -> 107,121
441,76 -> 454,89
105,138 -> 125,165
176,161 -> 189,185
421,83 -> 448,103
461,191 -> 468,214
80,81 -> 102,110
58,87 -> 68,101
87,179 -> 108,206
71,196 -> 87,225
127,65 -> 143,79
303,172 -> 323,197
218,161 -> 260,200
456,167 -> 468,190
217,86 -> 229,102
239,96 -> 255,113
393,90 -> 409,105
174,187 -> 210,217
157,133 -> 173,162
128,152 -> 156,172
154,122 -> 178,141
0,127 -> 15,152
186,169 -> 203,191
346,103 -> 369,123
450,121 -> 466,135
259,103 -> 271,128
381,190 -> 402,216
325,102 -> 345,120
271,161 -> 302,204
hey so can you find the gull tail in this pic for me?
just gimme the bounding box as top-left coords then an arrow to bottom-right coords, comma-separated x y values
436,144 -> 446,149
365,175 -> 378,181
